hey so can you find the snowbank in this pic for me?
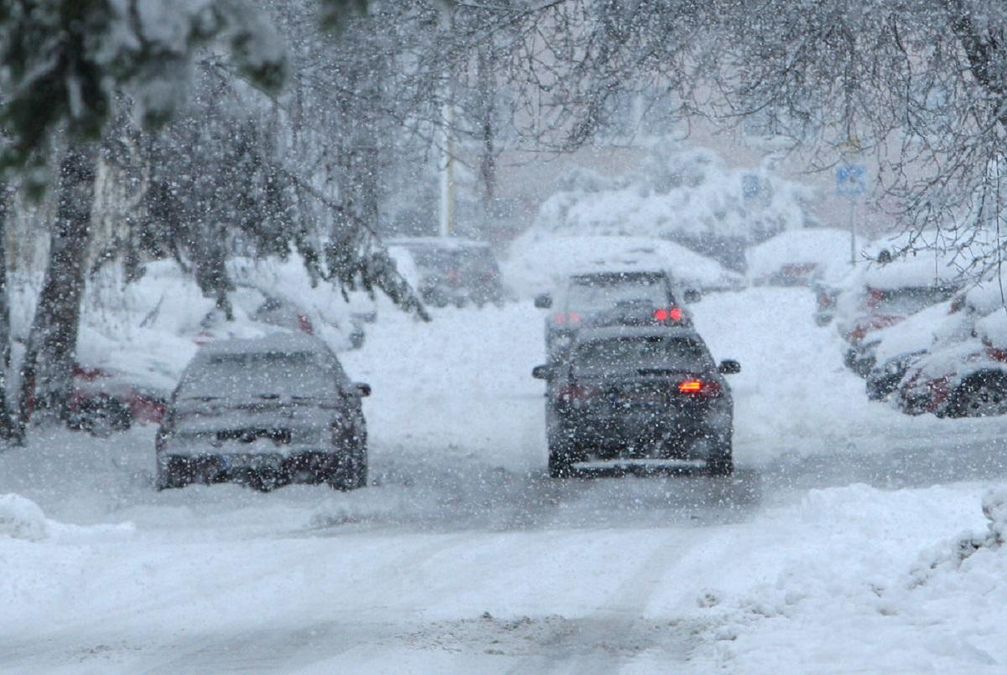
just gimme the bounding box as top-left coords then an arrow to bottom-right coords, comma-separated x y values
682,483 -> 1007,672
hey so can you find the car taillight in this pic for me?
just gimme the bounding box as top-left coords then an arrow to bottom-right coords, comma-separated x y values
654,307 -> 684,323
552,312 -> 582,327
297,313 -> 314,335
557,384 -> 597,403
678,379 -> 721,397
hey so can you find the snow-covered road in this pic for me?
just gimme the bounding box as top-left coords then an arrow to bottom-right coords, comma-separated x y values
2,287 -> 1007,672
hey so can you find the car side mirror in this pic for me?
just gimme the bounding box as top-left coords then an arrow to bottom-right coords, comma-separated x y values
531,365 -> 553,380
534,293 -> 553,309
683,288 -> 702,304
718,360 -> 741,375
354,382 -> 372,397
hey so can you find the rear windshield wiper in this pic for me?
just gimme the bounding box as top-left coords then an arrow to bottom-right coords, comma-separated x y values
637,368 -> 682,376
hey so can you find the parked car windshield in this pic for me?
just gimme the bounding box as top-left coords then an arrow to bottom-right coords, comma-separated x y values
178,351 -> 337,400
573,336 -> 711,375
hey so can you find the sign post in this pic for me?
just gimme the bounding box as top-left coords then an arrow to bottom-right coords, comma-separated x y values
836,163 -> 867,265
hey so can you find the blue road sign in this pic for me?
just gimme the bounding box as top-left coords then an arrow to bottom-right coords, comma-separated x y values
836,164 -> 867,197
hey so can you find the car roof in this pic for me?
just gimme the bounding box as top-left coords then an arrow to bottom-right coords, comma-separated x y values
568,270 -> 670,284
196,331 -> 333,358
573,325 -> 702,344
386,236 -> 491,251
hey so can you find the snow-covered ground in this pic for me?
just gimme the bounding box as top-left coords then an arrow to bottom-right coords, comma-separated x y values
2,286 -> 1007,672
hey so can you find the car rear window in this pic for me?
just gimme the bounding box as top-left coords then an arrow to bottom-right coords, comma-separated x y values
179,351 -> 338,400
566,277 -> 670,312
573,336 -> 711,375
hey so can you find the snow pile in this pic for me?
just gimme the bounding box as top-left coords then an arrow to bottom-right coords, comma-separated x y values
924,487 -> 1007,576
0,494 -> 49,542
70,256 -> 370,402
503,233 -> 743,296
684,483 -> 1007,672
984,488 -> 1007,544
533,144 -> 816,243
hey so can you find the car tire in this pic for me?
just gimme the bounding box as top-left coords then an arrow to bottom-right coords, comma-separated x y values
706,437 -> 734,477
548,448 -> 575,478
72,396 -> 132,436
547,435 -> 583,479
249,468 -> 281,492
156,457 -> 189,490
327,452 -> 367,490
945,371 -> 1007,418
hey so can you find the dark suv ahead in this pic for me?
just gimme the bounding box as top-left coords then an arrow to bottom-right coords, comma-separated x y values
535,270 -> 695,362
532,326 -> 740,478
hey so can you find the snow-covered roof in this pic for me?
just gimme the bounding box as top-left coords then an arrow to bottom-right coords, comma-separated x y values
386,236 -> 491,250
575,325 -> 701,344
195,331 -> 332,358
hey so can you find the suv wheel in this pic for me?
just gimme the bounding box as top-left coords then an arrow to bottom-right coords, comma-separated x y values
327,453 -> 367,490
707,436 -> 734,477
547,437 -> 583,479
946,372 -> 1007,417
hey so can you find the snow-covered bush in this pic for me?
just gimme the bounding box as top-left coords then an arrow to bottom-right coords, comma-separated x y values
0,494 -> 49,542
532,142 -> 819,270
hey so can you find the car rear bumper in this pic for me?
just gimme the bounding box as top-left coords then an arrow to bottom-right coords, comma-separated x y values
555,413 -> 729,460
158,450 -> 345,486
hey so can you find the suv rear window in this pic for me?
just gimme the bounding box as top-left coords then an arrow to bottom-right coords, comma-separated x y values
179,351 -> 339,400
566,276 -> 670,312
574,336 -> 711,375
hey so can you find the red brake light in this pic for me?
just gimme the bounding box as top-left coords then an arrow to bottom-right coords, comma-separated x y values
678,379 -> 721,397
987,347 -> 1007,363
654,307 -> 684,324
552,312 -> 582,327
297,313 -> 314,335
557,384 -> 597,403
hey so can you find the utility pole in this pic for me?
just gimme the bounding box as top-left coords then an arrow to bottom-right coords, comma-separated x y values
439,99 -> 455,237
438,5 -> 455,238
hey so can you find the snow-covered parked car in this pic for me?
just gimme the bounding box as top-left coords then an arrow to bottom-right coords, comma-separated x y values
746,227 -> 859,287
862,299 -> 961,400
67,364 -> 170,434
155,333 -> 370,491
386,237 -> 505,308
833,245 -> 959,376
503,234 -> 744,300
895,282 -> 1007,417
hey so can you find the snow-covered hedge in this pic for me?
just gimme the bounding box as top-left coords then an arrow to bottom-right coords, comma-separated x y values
533,143 -> 818,245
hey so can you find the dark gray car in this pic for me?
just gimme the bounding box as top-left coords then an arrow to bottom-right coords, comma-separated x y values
155,332 -> 369,491
533,326 -> 739,478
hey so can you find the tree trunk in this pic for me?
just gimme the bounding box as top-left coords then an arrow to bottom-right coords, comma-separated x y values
477,46 -> 497,208
16,142 -> 97,435
0,184 -> 12,440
